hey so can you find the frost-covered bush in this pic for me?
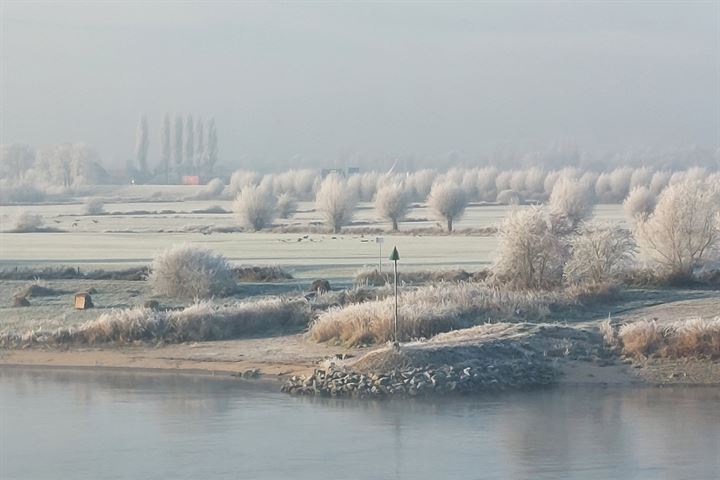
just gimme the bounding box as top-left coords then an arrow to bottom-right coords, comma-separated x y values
623,186 -> 656,221
315,174 -> 357,233
549,177 -> 593,232
84,197 -> 104,215
427,181 -> 468,232
233,185 -> 277,231
492,206 -> 565,289
276,192 -> 298,219
375,182 -> 410,231
148,244 -> 235,298
0,179 -> 47,204
11,211 -> 45,232
227,170 -> 259,197
564,223 -> 636,284
635,179 -> 720,278
194,178 -> 225,200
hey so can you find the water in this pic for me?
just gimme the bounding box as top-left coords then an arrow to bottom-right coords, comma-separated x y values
1,368 -> 718,480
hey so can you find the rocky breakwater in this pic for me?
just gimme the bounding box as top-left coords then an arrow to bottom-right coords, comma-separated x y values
284,322 -> 605,398
282,361 -> 557,398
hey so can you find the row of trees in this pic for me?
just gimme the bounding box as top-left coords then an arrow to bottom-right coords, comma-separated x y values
220,166 -> 716,233
0,143 -> 107,203
133,113 -> 219,179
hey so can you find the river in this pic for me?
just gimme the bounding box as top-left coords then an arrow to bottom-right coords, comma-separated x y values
1,368 -> 718,479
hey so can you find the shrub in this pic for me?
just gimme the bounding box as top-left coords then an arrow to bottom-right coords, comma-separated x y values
276,193 -> 298,219
7,298 -> 311,346
618,317 -> 720,359
315,174 -> 356,233
427,181 -> 468,232
623,186 -> 656,222
492,206 -> 565,289
11,211 -> 45,232
563,223 -> 636,284
84,197 -> 104,215
375,182 -> 410,231
354,267 -> 477,287
308,283 -> 566,345
635,179 -> 720,278
233,185 -> 277,231
148,244 -> 235,298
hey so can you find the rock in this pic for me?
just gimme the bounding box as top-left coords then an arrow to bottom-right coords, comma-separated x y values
309,279 -> 331,294
144,300 -> 161,310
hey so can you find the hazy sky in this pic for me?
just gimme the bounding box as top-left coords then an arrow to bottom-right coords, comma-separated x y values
1,1 -> 718,170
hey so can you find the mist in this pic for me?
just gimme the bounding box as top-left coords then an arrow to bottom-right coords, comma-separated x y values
1,1 -> 718,171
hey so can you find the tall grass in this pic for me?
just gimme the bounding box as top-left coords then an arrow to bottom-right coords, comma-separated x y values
618,317 -> 720,358
1,298 -> 311,346
309,283 -> 577,346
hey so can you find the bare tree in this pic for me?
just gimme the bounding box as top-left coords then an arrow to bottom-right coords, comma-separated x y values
315,174 -> 356,233
428,181 -> 468,232
564,222 -> 636,284
134,114 -> 149,174
375,182 -> 410,231
492,206 -> 565,289
635,179 -> 720,277
160,113 -> 171,181
233,185 -> 277,231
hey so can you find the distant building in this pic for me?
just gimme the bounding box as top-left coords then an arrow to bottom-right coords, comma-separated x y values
182,175 -> 201,185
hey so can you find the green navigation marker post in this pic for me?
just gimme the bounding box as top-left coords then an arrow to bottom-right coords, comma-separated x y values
389,247 -> 400,345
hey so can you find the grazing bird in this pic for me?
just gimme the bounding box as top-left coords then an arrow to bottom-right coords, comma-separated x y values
72,222 -> 78,228
91,219 -> 98,224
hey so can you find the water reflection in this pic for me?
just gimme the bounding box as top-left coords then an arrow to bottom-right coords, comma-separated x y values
1,368 -> 718,480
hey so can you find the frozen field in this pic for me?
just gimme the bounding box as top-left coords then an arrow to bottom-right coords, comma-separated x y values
0,185 -> 625,280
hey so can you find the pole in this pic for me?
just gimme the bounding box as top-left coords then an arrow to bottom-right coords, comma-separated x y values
379,242 -> 382,275
393,258 -> 398,344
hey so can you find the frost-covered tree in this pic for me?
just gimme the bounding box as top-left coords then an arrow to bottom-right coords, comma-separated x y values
233,185 -> 277,231
315,174 -> 357,233
184,115 -> 195,169
375,182 -> 410,231
277,192 -> 298,219
0,144 -> 35,179
635,179 -> 720,278
623,186 -> 656,222
134,114 -> 149,174
173,114 -> 184,166
564,223 -> 636,284
206,118 -> 218,171
194,116 -> 205,167
549,177 -> 594,232
407,169 -> 436,201
160,113 -> 171,180
649,170 -> 671,195
428,181 -> 468,232
493,206 -> 565,289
